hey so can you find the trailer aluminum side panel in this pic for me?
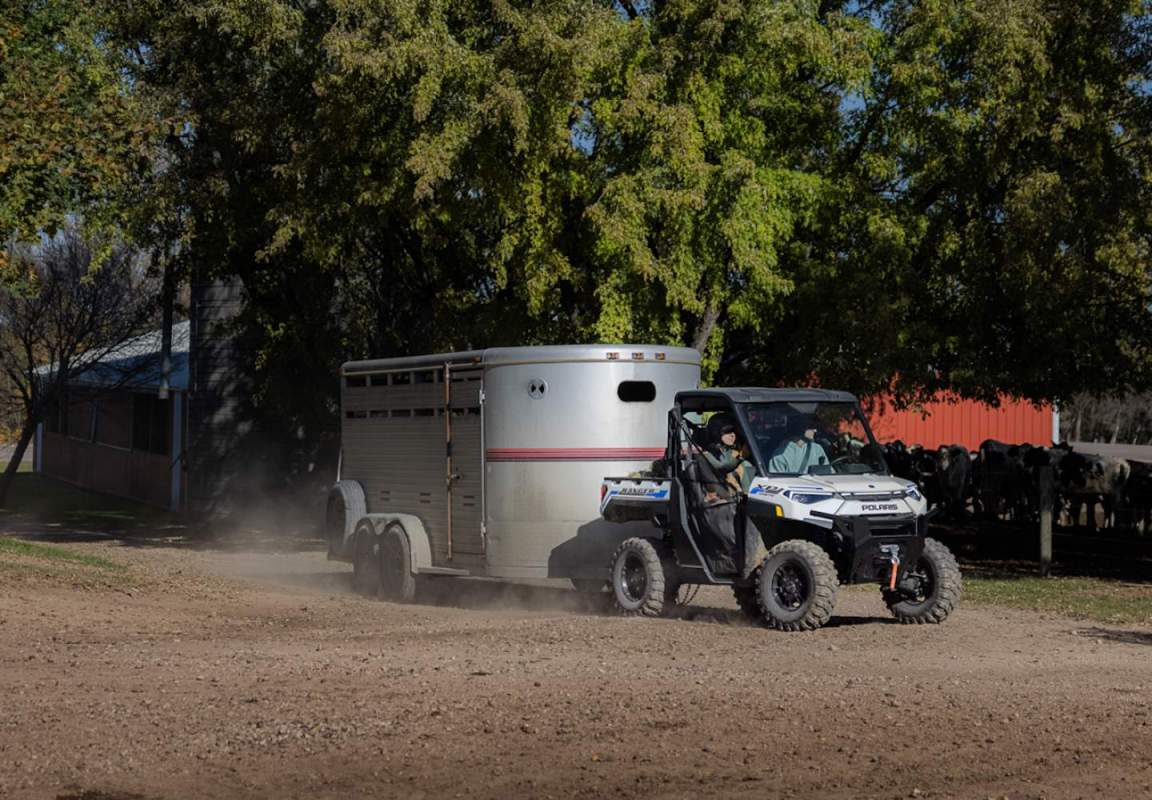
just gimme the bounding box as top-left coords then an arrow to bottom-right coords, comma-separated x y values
340,345 -> 701,583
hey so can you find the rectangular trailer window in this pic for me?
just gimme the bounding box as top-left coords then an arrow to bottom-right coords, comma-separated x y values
369,374 -> 389,386
345,375 -> 367,388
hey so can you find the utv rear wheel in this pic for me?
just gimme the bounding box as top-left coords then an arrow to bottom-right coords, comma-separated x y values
609,538 -> 669,617
755,540 -> 838,632
883,537 -> 962,624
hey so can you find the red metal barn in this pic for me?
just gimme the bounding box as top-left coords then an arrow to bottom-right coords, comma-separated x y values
863,395 -> 1056,451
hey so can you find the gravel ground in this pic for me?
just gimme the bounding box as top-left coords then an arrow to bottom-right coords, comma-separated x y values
2,537 -> 1151,800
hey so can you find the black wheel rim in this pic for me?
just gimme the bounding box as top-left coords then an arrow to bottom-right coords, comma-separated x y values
772,560 -> 810,609
905,557 -> 937,605
619,552 -> 648,603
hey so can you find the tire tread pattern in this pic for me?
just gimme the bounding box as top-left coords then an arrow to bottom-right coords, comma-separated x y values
609,538 -> 668,618
884,537 -> 962,624
754,540 -> 838,632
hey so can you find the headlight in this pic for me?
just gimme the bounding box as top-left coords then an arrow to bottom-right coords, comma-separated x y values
790,493 -> 834,505
904,487 -> 923,502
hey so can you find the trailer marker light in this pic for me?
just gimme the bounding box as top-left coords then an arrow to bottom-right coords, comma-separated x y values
655,352 -> 666,361
632,352 -> 644,360
606,352 -> 620,360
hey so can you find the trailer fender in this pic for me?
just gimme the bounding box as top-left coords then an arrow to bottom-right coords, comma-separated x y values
326,480 -> 366,560
357,514 -> 434,574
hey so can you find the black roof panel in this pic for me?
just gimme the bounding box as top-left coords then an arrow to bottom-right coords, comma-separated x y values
676,387 -> 859,404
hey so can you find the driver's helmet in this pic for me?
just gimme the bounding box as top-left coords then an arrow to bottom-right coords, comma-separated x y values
706,413 -> 739,446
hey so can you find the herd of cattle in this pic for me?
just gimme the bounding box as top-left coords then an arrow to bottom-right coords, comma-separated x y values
879,440 -> 1152,533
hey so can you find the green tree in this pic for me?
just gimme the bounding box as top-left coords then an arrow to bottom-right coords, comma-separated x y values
0,0 -> 159,275
746,0 -> 1152,403
107,0 -> 1152,426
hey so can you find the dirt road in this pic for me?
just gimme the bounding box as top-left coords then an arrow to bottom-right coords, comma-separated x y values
2,538 -> 1151,800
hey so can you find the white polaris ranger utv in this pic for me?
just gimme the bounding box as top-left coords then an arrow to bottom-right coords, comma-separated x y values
600,388 -> 962,631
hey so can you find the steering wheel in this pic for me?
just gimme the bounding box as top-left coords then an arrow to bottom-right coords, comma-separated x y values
830,455 -> 855,473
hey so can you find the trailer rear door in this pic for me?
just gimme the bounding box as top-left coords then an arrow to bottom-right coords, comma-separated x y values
447,366 -> 484,556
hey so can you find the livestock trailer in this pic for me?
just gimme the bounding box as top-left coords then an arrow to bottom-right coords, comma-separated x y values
326,345 -> 701,597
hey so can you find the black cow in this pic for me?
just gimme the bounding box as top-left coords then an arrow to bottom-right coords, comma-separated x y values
1123,460 -> 1152,534
935,444 -> 972,519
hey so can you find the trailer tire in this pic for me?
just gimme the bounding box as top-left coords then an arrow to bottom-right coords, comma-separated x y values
351,525 -> 380,597
755,540 -> 838,632
326,481 -> 366,558
883,537 -> 962,624
609,538 -> 669,617
378,524 -> 417,603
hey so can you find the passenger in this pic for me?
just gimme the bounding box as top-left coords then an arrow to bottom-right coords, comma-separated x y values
703,414 -> 756,495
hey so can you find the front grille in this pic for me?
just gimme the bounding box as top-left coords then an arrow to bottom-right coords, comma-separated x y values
844,492 -> 903,502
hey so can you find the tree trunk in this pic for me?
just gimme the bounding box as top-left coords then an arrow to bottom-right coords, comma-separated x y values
1110,408 -> 1122,444
1074,409 -> 1082,442
691,303 -> 721,354
0,421 -> 36,508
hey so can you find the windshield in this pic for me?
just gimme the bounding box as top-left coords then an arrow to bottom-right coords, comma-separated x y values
741,401 -> 887,477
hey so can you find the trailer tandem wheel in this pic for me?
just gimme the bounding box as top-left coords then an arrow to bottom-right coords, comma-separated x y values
378,523 -> 417,603
351,523 -> 380,597
326,480 -> 366,559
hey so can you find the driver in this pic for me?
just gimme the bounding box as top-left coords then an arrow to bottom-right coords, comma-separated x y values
703,414 -> 756,495
768,415 -> 829,474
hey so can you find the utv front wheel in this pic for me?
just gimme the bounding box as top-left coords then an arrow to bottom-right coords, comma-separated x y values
609,538 -> 670,617
755,540 -> 838,632
883,537 -> 962,624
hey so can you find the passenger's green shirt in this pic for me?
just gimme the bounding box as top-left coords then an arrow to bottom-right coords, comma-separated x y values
768,438 -> 829,474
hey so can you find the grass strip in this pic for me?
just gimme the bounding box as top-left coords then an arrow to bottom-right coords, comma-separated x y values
965,575 -> 1152,625
0,536 -> 124,571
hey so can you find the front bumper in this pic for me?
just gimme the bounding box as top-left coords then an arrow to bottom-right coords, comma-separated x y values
811,510 -> 928,585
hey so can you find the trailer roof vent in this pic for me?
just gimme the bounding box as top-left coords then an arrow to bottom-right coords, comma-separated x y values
618,381 -> 657,402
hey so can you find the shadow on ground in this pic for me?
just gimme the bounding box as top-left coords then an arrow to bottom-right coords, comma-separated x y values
1073,627 -> 1152,646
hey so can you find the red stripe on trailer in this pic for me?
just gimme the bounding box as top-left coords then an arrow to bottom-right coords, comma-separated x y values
486,448 -> 666,462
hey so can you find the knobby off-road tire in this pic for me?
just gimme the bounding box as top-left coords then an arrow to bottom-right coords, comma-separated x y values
755,540 -> 839,632
378,524 -> 417,603
732,585 -> 761,623
609,538 -> 674,617
883,537 -> 962,624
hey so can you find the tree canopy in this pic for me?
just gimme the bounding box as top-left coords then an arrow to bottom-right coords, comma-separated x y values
7,0 -> 1152,425
0,0 -> 160,275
